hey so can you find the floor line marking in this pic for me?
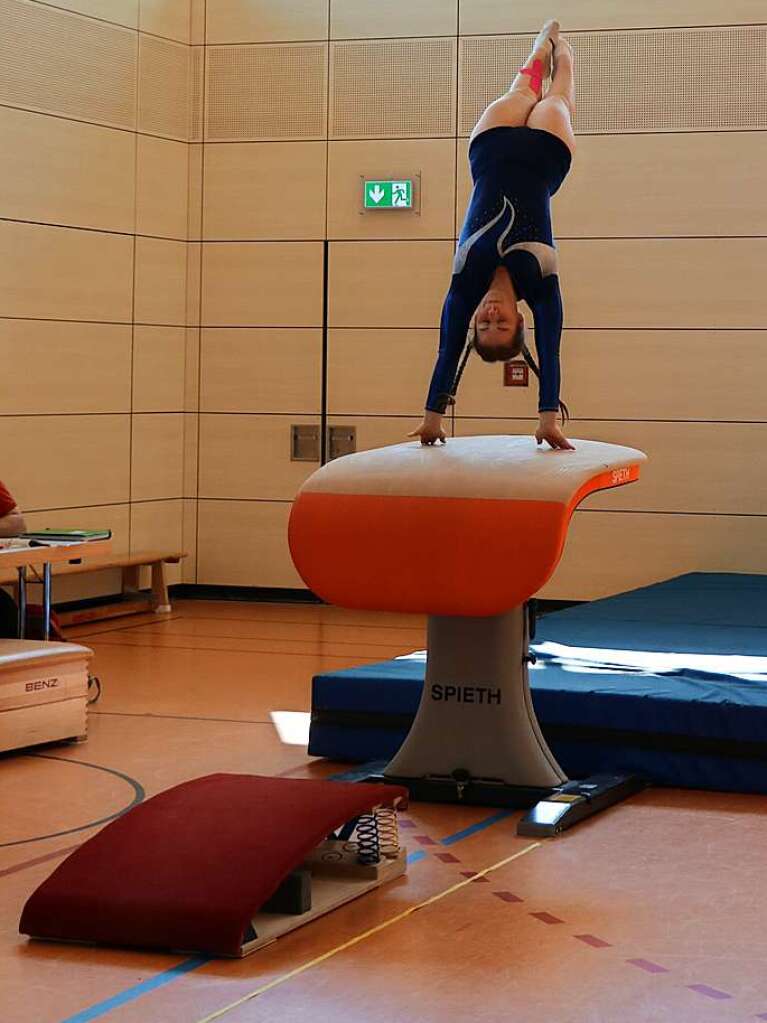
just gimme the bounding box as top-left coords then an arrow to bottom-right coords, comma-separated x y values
194,842 -> 542,1023
58,957 -> 210,1023
440,810 -> 514,845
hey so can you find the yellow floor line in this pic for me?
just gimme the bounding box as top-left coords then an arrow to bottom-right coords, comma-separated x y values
195,841 -> 542,1023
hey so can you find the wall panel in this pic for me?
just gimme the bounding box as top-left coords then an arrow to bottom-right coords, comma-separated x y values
456,133 -> 767,239
453,418 -> 767,514
329,241 -> 452,327
136,136 -> 189,239
134,237 -> 188,324
200,329 -> 322,413
130,498 -> 185,583
460,0 -> 767,35
552,132 -> 767,238
202,242 -> 324,326
204,142 -> 327,240
199,414 -> 318,500
182,413 -> 199,499
560,330 -> 767,423
206,0 -> 328,44
558,239 -> 767,328
132,326 -> 187,412
139,0 -> 191,42
197,500 -> 302,586
327,139 -> 456,240
206,43 -> 328,141
330,38 -> 457,139
29,1 -> 138,29
131,413 -> 185,501
181,497 -> 198,581
542,511 -> 767,601
0,0 -> 137,129
0,107 -> 135,233
0,221 -> 133,322
331,0 -> 457,40
138,33 -> 191,140
0,415 -> 130,510
410,327 -> 767,424
0,321 -> 131,414
328,329 -> 440,416
185,327 -> 201,411
459,29 -> 767,136
327,414 -> 422,454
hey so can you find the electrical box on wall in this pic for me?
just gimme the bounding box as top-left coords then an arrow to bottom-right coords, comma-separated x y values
504,361 -> 529,387
291,425 -> 320,462
328,426 -> 356,460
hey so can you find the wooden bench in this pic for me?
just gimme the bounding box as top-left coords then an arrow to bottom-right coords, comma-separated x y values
0,551 -> 187,627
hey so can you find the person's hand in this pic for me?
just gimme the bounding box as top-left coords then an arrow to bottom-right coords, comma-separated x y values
535,411 -> 575,451
408,411 -> 447,446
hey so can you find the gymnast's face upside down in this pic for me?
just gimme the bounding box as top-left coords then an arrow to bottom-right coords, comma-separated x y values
473,267 -> 525,362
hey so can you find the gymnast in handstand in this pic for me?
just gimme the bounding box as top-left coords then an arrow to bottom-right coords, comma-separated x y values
411,20 -> 576,450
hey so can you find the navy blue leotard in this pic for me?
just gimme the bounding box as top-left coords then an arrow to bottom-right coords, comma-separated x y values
425,125 -> 572,415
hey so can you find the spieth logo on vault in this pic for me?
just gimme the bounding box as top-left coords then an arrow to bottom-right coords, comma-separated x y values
611,467 -> 631,485
25,677 -> 60,692
431,684 -> 502,705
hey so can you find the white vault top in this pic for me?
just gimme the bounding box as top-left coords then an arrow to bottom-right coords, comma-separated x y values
299,435 -> 647,504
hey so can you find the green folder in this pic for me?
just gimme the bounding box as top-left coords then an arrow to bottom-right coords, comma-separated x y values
22,529 -> 112,542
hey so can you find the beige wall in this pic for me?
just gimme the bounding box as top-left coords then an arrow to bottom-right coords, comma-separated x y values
0,0 -> 193,598
194,1 -> 767,599
2,1 -> 765,602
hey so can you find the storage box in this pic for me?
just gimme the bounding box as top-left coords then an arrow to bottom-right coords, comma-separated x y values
0,640 -> 92,753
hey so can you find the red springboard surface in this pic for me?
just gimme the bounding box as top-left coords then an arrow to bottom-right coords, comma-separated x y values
20,774 -> 407,956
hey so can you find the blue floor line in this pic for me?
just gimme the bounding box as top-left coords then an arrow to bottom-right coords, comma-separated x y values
406,849 -> 427,864
440,810 -> 515,846
57,809 -> 513,1023
59,956 -> 210,1023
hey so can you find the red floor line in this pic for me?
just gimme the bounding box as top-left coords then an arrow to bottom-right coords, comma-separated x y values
530,911 -> 565,925
574,933 -> 612,948
626,958 -> 671,974
687,984 -> 732,1000
492,891 -> 523,903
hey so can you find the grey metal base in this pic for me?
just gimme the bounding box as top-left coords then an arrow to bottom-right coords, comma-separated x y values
385,606 -> 565,789
376,605 -> 644,834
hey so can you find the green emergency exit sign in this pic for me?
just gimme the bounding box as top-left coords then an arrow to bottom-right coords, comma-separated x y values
363,179 -> 414,209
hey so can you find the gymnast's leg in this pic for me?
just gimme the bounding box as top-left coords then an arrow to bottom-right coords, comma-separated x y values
526,35 -> 576,154
469,20 -> 560,143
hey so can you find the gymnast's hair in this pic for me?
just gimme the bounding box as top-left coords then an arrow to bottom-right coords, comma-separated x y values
463,319 -> 570,423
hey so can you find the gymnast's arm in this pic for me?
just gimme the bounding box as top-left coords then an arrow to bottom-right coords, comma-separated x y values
529,275 -> 575,451
410,275 -> 485,446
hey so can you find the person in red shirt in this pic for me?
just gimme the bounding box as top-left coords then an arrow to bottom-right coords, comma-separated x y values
0,479 -> 26,537
0,480 -> 26,637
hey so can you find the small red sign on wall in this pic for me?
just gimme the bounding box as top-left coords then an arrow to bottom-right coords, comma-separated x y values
504,361 -> 529,387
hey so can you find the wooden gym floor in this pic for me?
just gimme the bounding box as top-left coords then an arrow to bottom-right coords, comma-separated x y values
2,599 -> 767,1023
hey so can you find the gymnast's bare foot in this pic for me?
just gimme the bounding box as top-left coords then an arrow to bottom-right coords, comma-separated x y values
533,19 -> 560,53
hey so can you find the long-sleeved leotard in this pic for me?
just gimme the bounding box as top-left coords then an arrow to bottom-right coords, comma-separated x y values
426,125 -> 572,415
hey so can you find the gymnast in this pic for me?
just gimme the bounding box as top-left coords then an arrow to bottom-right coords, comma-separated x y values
410,20 -> 576,451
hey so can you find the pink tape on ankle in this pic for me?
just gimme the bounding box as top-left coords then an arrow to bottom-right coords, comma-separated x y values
520,58 -> 544,95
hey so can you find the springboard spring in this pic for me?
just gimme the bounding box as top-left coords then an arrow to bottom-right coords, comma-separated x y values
351,807 -> 401,865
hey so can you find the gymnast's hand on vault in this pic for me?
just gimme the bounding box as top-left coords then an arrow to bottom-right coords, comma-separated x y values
535,412 -> 575,451
408,412 -> 447,446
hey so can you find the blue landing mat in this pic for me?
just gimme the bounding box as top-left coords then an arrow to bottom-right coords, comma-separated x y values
309,573 -> 767,794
